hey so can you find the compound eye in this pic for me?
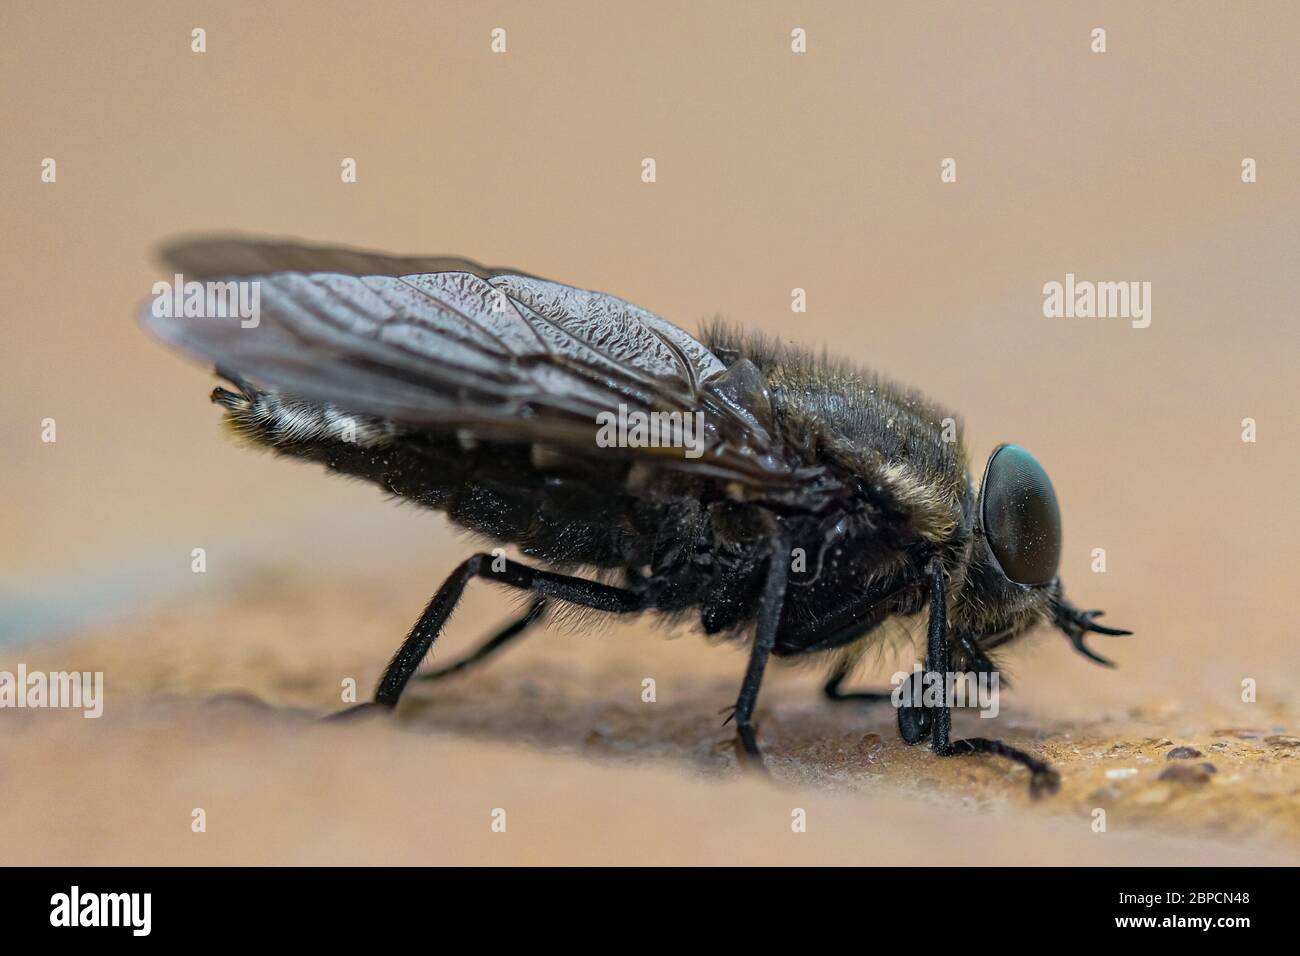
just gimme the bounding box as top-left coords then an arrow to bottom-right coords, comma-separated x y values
980,444 -> 1062,586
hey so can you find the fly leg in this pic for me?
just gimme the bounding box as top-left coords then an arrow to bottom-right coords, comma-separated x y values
415,598 -> 548,683
916,556 -> 1061,797
328,557 -> 641,718
822,665 -> 892,704
824,665 -> 929,743
727,521 -> 791,772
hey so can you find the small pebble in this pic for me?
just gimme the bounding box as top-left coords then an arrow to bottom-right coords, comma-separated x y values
1106,768 -> 1138,780
1167,746 -> 1203,760
858,733 -> 883,756
1159,763 -> 1215,785
1265,735 -> 1300,749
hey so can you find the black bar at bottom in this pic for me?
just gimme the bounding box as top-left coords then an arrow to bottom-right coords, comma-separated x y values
0,866 -> 1273,940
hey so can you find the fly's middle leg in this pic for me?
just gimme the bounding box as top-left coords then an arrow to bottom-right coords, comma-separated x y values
822,665 -> 893,705
727,519 -> 790,772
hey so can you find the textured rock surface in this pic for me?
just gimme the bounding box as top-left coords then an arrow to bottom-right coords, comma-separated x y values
3,574 -> 1296,865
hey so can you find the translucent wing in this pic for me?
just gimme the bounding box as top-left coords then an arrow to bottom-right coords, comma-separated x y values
143,239 -> 811,487
157,234 -> 537,281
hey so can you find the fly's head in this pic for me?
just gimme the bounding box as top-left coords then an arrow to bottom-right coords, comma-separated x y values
951,443 -> 1131,667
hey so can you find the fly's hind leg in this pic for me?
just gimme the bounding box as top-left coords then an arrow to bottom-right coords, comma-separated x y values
416,598 -> 548,683
327,556 -> 641,720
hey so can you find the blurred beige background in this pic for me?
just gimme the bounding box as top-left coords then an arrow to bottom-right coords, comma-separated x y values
1,1 -> 1297,864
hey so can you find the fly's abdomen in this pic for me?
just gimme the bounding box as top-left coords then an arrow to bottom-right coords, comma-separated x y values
216,386 -> 674,569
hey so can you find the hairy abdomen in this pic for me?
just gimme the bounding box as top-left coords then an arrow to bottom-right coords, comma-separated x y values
215,387 -> 711,576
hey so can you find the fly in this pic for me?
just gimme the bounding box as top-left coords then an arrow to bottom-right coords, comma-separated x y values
142,236 -> 1133,796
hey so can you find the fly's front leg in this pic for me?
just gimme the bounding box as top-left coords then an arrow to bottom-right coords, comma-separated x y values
917,556 -> 1061,797
921,557 -> 953,754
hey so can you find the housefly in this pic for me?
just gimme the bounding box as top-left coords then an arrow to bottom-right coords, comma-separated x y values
143,236 -> 1131,795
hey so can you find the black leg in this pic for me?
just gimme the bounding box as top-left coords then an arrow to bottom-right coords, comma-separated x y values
416,598 -> 548,683
822,665 -> 892,704
371,555 -> 642,709
940,737 -> 1059,797
921,556 -> 1061,797
922,556 -> 954,753
956,633 -> 998,676
730,521 -> 790,770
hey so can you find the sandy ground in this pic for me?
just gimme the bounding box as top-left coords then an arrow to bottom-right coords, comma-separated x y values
3,570 -> 1297,866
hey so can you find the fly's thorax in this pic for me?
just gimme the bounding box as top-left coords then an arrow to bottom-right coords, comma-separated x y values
872,457 -> 967,543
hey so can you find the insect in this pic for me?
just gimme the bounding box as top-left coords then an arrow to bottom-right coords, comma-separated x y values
143,236 -> 1131,795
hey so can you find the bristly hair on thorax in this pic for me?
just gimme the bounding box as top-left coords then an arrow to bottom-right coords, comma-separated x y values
699,319 -> 971,544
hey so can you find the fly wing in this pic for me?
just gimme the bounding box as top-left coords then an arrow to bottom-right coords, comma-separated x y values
157,234 -> 537,280
143,240 -> 810,488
